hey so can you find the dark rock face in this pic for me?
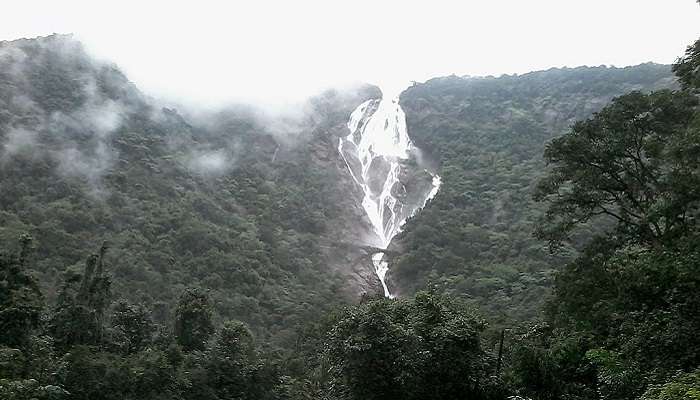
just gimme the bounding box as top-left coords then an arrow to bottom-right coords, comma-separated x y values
366,157 -> 391,194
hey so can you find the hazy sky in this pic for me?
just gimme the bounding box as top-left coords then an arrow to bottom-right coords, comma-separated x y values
2,0 -> 699,105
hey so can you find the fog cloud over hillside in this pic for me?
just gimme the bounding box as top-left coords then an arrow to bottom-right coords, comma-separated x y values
0,38 -> 128,195
187,150 -> 231,176
2,127 -> 38,158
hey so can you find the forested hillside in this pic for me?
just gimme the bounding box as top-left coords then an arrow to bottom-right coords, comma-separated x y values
503,38 -> 700,399
0,34 -> 382,348
391,64 -> 675,323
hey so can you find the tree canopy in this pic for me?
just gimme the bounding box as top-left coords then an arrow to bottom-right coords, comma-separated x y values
534,89 -> 700,247
324,292 -> 502,400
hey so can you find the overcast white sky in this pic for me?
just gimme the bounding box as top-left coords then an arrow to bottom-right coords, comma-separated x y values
2,0 -> 699,105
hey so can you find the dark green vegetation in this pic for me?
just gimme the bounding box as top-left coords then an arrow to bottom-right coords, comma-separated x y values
501,38 -> 700,399
0,34 -> 380,351
323,292 -> 504,400
1,241 -> 282,399
393,62 -> 675,322
2,25 -> 700,400
1,241 -> 503,399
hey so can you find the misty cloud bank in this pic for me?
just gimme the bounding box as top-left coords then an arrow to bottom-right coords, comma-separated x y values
0,37 -> 129,195
186,149 -> 231,176
1,34 -> 382,201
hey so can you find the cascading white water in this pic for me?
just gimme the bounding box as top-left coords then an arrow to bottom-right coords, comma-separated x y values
338,85 -> 441,298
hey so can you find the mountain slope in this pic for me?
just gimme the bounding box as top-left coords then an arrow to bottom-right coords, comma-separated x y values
391,64 -> 676,323
0,34 -> 380,347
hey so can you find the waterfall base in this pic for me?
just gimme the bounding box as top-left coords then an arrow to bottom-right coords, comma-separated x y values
371,252 -> 394,299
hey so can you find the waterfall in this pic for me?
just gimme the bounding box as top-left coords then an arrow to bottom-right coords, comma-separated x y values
338,85 -> 441,298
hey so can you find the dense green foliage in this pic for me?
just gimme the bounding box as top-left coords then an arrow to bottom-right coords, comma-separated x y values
394,63 -> 675,322
534,90 -> 699,247
174,287 -> 215,352
504,37 -> 700,400
640,370 -> 700,400
0,241 -> 286,399
674,38 -> 700,92
0,238 -> 508,399
0,234 -> 42,348
323,292 -> 502,400
0,34 -> 379,349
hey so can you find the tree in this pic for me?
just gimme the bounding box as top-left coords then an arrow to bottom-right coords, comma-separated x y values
527,36 -> 700,400
0,237 -> 67,399
110,301 -> 154,354
640,369 -> 700,400
48,243 -> 111,349
0,378 -> 68,400
534,90 -> 700,247
174,288 -> 215,352
205,321 -> 266,400
504,324 -> 597,400
673,38 -> 700,91
324,291 -> 502,400
0,234 -> 43,348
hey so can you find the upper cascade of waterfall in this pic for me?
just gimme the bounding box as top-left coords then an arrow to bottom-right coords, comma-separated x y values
338,84 -> 441,297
